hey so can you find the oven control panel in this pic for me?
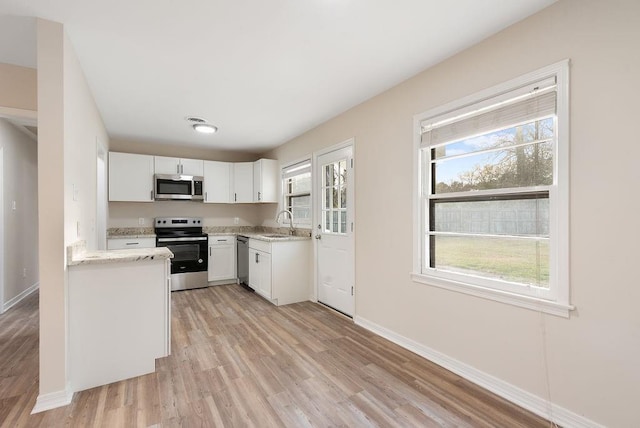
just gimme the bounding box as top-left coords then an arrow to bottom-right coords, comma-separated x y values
155,217 -> 203,227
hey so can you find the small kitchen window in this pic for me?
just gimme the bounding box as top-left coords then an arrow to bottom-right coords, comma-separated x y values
412,61 -> 572,317
282,159 -> 312,228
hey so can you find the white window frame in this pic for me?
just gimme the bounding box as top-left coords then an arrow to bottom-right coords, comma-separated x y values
282,158 -> 312,229
412,60 -> 573,317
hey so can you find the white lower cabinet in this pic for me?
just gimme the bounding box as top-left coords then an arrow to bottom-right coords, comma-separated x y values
208,236 -> 236,282
68,258 -> 170,393
249,247 -> 272,298
248,238 -> 310,306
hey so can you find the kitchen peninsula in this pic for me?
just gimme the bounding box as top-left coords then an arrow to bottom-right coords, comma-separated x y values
67,242 -> 173,392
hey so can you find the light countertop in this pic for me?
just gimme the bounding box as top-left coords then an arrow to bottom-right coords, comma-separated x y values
68,241 -> 173,266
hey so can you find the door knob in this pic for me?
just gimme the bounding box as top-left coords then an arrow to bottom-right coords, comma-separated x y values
315,234 -> 322,240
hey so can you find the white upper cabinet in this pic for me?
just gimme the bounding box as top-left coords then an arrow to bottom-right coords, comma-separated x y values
253,159 -> 278,203
232,162 -> 254,203
109,152 -> 154,202
203,160 -> 232,203
154,156 -> 204,176
181,158 -> 204,176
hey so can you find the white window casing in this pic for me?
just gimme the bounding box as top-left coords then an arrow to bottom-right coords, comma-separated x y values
412,60 -> 573,317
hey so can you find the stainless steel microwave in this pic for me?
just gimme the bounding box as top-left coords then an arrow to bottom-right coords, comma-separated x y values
154,174 -> 204,201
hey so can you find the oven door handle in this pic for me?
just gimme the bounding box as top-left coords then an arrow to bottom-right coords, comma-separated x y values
157,237 -> 208,243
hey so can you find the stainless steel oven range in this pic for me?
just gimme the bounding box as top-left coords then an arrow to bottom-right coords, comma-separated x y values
155,217 -> 208,291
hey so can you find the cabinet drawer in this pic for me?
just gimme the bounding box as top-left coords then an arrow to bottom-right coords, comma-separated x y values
248,238 -> 271,254
107,238 -> 156,250
208,235 -> 235,245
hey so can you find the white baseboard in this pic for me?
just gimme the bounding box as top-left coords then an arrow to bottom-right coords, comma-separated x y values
2,282 -> 39,313
31,388 -> 74,414
354,316 -> 603,428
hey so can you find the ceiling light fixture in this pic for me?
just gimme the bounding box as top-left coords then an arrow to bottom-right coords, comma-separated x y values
185,116 -> 206,123
193,123 -> 218,134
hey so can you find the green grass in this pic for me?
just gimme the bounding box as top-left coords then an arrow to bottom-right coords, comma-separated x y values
434,235 -> 549,287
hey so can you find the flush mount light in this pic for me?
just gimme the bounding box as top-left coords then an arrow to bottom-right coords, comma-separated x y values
185,116 -> 206,123
193,123 -> 218,134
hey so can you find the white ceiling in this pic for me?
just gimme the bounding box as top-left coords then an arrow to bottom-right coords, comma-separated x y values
0,0 -> 556,153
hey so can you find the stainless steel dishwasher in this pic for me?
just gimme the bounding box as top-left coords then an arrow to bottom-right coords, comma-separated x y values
236,235 -> 251,290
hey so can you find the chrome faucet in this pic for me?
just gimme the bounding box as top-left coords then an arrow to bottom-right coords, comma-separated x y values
275,209 -> 295,235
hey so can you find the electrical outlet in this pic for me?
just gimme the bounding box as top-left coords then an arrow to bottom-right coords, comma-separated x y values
234,217 -> 239,225
11,201 -> 16,210
23,268 -> 27,278
138,217 -> 145,226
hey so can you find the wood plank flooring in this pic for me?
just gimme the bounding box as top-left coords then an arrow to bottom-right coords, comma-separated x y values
0,284 -> 553,427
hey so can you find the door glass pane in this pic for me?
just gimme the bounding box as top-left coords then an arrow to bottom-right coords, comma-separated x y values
340,210 -> 347,234
321,157 -> 349,235
339,160 -> 346,186
325,164 -> 333,188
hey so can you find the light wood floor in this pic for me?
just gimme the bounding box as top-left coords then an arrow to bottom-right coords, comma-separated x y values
1,284 -> 553,427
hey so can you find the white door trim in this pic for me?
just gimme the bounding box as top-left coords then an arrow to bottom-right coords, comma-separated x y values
311,138 -> 356,314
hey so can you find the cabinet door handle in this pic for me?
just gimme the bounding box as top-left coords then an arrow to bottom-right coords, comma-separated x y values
150,190 -> 154,200
234,193 -> 237,202
126,242 -> 139,246
209,247 -> 211,257
255,253 -> 259,263
258,191 -> 261,201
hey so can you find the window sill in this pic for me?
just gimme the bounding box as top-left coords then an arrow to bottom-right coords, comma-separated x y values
410,273 -> 574,318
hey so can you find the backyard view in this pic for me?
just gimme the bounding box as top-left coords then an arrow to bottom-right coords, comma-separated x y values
426,114 -> 554,288
434,235 -> 549,287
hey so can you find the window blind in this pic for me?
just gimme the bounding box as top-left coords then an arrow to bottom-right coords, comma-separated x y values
282,160 -> 311,179
421,79 -> 557,148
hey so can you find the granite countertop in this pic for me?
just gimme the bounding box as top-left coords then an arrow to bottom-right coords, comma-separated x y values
67,240 -> 173,266
107,234 -> 157,239
107,227 -> 312,242
236,233 -> 311,242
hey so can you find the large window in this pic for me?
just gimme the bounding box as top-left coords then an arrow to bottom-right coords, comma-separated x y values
413,61 -> 571,316
282,160 -> 311,228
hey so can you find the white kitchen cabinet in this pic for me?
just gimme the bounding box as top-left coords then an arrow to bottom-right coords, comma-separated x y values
203,160 -> 232,203
253,158 -> 278,203
248,238 -> 310,305
68,257 -> 171,392
208,235 -> 236,282
232,162 -> 254,203
249,246 -> 272,298
109,152 -> 155,202
154,156 -> 204,176
107,237 -> 156,250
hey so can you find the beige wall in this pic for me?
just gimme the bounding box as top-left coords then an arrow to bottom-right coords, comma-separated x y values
37,18 -> 67,398
0,119 -> 38,309
110,138 -> 260,162
36,17 -> 109,400
108,139 -> 263,228
63,28 -> 109,252
0,63 -> 37,111
262,0 -> 640,426
109,201 -> 261,228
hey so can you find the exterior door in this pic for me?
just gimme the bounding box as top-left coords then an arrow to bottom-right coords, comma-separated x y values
315,144 -> 354,316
